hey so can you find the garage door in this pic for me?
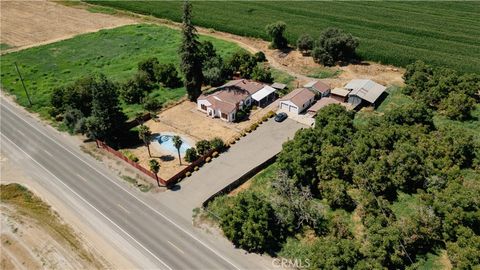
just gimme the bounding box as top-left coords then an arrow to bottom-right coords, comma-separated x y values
280,102 -> 289,110
289,105 -> 297,112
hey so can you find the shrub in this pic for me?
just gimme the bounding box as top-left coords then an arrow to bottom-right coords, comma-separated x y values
120,78 -> 145,104
203,66 -> 225,86
297,34 -> 314,54
439,92 -> 476,120
250,123 -> 259,130
206,157 -> 212,163
155,63 -> 182,88
63,107 -> 84,133
196,140 -> 212,155
120,150 -> 139,162
212,151 -> 219,158
138,57 -> 159,82
185,147 -> 199,163
134,70 -> 155,92
236,136 -> 241,141
251,63 -> 273,83
210,137 -> 226,152
246,128 -> 252,133
230,139 -> 236,145
194,166 -> 199,171
143,96 -> 162,113
254,51 -> 267,62
235,110 -> 248,122
313,27 -> 359,65
265,21 -> 288,49
186,171 -> 192,177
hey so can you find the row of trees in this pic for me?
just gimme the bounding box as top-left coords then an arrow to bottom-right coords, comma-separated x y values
298,27 -> 359,66
51,74 -> 126,145
403,60 -> 479,120
214,71 -> 479,268
264,20 -> 359,66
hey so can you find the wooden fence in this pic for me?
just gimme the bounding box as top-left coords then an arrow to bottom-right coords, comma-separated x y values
96,140 -> 167,186
96,140 -> 218,187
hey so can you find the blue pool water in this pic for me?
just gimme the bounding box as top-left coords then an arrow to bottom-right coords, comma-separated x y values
156,135 -> 191,155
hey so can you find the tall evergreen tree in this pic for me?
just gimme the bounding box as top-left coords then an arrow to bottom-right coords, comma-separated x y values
179,1 -> 203,101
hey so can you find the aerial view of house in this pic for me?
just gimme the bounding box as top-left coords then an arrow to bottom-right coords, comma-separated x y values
278,88 -> 316,114
1,1 -> 478,269
304,80 -> 331,97
197,79 -> 276,122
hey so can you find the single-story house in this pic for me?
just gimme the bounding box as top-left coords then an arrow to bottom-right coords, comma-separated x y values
197,79 -> 276,122
304,80 -> 331,97
330,88 -> 351,102
278,88 -> 316,114
345,79 -> 387,109
307,97 -> 351,116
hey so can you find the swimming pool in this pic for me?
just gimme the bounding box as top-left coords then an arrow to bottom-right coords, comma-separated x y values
155,134 -> 191,155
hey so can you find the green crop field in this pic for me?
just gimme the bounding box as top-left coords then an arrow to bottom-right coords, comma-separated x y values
0,24 -> 241,119
88,1 -> 480,73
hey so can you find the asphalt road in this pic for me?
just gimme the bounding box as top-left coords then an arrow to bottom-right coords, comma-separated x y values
0,97 -> 272,270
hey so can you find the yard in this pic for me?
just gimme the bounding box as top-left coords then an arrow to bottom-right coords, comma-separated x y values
0,24 -> 242,119
124,100 -> 279,180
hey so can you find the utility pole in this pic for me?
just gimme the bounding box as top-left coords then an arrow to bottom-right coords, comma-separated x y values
14,62 -> 32,107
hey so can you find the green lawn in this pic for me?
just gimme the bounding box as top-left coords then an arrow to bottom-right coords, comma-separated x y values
0,24 -> 242,119
87,1 -> 480,73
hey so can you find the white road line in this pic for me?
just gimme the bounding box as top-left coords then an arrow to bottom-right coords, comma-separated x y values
43,149 -> 54,157
76,174 -> 88,182
117,204 -> 130,214
2,104 -> 241,270
0,134 -> 173,270
16,129 -> 26,137
167,240 -> 185,255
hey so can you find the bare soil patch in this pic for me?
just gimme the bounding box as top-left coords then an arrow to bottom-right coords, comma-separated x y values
0,0 -> 135,52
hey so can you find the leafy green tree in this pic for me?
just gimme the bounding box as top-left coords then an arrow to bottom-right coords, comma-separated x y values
148,159 -> 161,187
195,139 -> 211,155
138,125 -> 152,157
254,51 -> 267,62
155,63 -> 182,88
315,104 -> 355,146
319,179 -> 355,210
63,107 -> 84,133
120,78 -> 144,104
446,226 -> 480,269
138,57 -> 159,82
86,74 -> 126,144
313,27 -> 359,65
297,34 -> 314,54
265,21 -> 288,49
209,137 -> 226,152
271,172 -> 326,232
439,91 -> 476,120
225,50 -> 258,78
179,1 -> 203,101
203,66 -> 225,86
184,147 -> 198,162
220,192 -> 281,252
384,101 -> 433,128
50,76 -> 95,116
173,135 -> 183,165
251,63 -> 273,83
134,70 -> 155,92
143,96 -> 162,115
277,128 -> 321,187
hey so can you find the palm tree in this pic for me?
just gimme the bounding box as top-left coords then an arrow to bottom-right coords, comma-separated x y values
148,159 -> 160,187
138,125 -> 152,157
173,135 -> 183,165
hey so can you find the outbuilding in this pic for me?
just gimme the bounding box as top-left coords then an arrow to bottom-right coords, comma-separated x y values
278,88 -> 316,114
304,80 -> 331,98
345,79 -> 387,109
330,88 -> 351,102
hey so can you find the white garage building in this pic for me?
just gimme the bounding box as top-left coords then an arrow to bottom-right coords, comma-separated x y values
278,88 -> 316,114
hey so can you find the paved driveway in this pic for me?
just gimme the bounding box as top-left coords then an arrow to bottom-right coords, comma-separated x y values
158,118 -> 306,219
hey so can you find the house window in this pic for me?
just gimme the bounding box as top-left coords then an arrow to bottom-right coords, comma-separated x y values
221,113 -> 228,119
201,104 -> 207,111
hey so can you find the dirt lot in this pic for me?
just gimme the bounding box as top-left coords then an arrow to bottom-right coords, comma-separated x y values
0,0 -> 135,52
